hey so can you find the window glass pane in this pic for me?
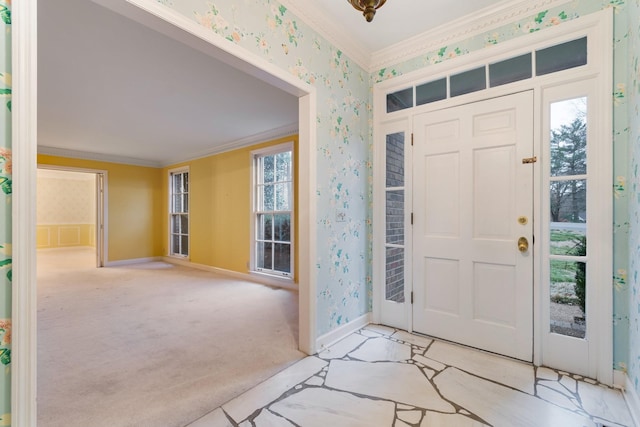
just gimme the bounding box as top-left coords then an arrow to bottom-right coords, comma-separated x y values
274,214 -> 291,242
173,174 -> 182,194
386,191 -> 404,245
550,180 -> 586,223
262,185 -> 274,211
536,37 -> 587,76
550,98 -> 587,177
183,173 -> 189,192
450,67 -> 486,97
550,224 -> 586,256
387,87 -> 413,113
385,247 -> 404,302
171,215 -> 180,234
181,215 -> 188,235
274,243 -> 291,273
550,259 -> 586,338
416,78 -> 447,106
172,235 -> 180,255
183,194 -> 189,213
257,242 -> 273,270
275,151 -> 292,182
258,214 -> 273,240
180,236 -> 189,256
386,132 -> 404,187
275,183 -> 290,211
173,194 -> 182,213
262,155 -> 275,183
489,53 -> 532,87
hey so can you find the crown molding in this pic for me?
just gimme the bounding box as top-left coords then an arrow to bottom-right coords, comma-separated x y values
38,146 -> 163,168
163,122 -> 299,167
277,0 -> 371,71
369,0 -> 572,72
38,123 -> 298,169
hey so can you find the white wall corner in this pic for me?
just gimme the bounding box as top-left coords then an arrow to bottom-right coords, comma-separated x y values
315,313 -> 371,354
621,372 -> 640,427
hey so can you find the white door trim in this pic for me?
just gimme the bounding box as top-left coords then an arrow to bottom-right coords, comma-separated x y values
12,1 -> 317,425
373,8 -> 613,384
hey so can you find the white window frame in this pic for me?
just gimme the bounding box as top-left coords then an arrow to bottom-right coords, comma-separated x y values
168,166 -> 190,258
250,142 -> 294,279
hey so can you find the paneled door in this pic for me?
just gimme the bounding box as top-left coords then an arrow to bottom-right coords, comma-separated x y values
412,91 -> 534,361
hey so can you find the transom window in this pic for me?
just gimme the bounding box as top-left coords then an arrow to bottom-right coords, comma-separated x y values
253,144 -> 293,277
169,168 -> 189,257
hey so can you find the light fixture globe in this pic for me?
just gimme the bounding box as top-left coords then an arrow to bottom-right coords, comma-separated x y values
349,0 -> 387,22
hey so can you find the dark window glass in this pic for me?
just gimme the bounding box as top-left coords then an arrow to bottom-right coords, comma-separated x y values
387,87 -> 413,113
386,132 -> 404,187
489,54 -> 532,87
536,37 -> 587,76
450,67 -> 486,97
416,78 -> 447,106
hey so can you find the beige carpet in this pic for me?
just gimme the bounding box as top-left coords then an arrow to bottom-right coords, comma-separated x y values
37,247 -> 303,427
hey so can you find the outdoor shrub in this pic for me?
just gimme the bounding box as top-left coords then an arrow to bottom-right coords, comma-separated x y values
569,235 -> 586,314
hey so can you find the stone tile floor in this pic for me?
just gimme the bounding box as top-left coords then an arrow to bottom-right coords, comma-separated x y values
186,325 -> 635,427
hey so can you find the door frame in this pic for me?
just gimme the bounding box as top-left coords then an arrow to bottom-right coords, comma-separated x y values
36,166 -> 108,268
12,0 -> 318,425
373,9 -> 613,382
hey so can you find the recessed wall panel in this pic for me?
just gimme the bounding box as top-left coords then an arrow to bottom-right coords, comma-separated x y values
424,153 -> 459,237
473,109 -> 516,135
473,262 -> 516,327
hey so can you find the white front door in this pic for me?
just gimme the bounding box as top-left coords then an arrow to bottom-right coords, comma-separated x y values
412,91 -> 534,361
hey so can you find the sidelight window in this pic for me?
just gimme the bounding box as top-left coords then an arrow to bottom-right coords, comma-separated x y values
169,168 -> 189,257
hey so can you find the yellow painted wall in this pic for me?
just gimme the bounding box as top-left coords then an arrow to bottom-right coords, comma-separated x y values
163,136 -> 299,282
37,155 -> 164,261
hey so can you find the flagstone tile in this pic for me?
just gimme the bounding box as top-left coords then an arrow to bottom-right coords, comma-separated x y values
305,376 -> 324,386
434,368 -> 596,427
391,331 -> 433,348
395,421 -> 411,427
420,412 -> 489,426
578,381 -> 634,426
364,324 -> 395,336
222,356 -> 327,422
397,409 -> 422,424
413,354 -> 446,372
536,367 -> 559,381
560,375 -> 578,394
269,387 -> 396,427
325,360 -> 455,412
252,409 -> 296,427
185,408 -> 234,427
348,337 -> 411,362
318,333 -> 367,360
536,384 -> 582,413
426,341 -> 535,394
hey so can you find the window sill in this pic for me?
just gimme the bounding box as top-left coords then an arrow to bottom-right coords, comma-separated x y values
249,270 -> 296,288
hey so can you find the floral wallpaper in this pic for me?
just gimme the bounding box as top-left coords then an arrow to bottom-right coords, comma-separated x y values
372,0 -> 633,379
164,0 -> 372,336
0,0 -> 11,425
627,0 -> 640,399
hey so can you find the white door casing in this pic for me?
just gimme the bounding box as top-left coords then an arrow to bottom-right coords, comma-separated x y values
412,91 -> 534,361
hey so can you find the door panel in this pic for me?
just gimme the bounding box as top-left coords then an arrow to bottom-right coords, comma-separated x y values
413,91 -> 534,361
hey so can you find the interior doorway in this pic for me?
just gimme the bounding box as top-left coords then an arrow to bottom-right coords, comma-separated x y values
36,167 -> 106,268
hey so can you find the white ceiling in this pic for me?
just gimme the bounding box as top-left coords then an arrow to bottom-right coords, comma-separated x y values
37,0 -> 510,167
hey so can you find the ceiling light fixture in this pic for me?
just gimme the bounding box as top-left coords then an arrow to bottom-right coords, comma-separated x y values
349,0 -> 387,22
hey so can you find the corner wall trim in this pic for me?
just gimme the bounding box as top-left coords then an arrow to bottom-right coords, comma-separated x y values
623,373 -> 640,427
315,313 -> 371,354
162,257 -> 299,292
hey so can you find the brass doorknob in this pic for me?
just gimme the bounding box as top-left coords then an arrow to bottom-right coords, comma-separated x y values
518,237 -> 529,253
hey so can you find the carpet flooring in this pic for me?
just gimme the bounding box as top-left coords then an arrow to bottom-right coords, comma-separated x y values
37,247 -> 303,427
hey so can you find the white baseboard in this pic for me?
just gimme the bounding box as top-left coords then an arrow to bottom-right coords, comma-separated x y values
105,256 -> 162,267
623,373 -> 640,427
315,313 -> 371,353
161,257 -> 298,291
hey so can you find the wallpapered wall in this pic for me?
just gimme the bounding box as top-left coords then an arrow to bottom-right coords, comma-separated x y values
37,175 -> 96,225
627,0 -> 640,398
0,0 -> 10,424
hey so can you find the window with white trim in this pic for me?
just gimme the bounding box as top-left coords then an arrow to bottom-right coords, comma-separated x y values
253,144 -> 293,277
169,168 -> 189,257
